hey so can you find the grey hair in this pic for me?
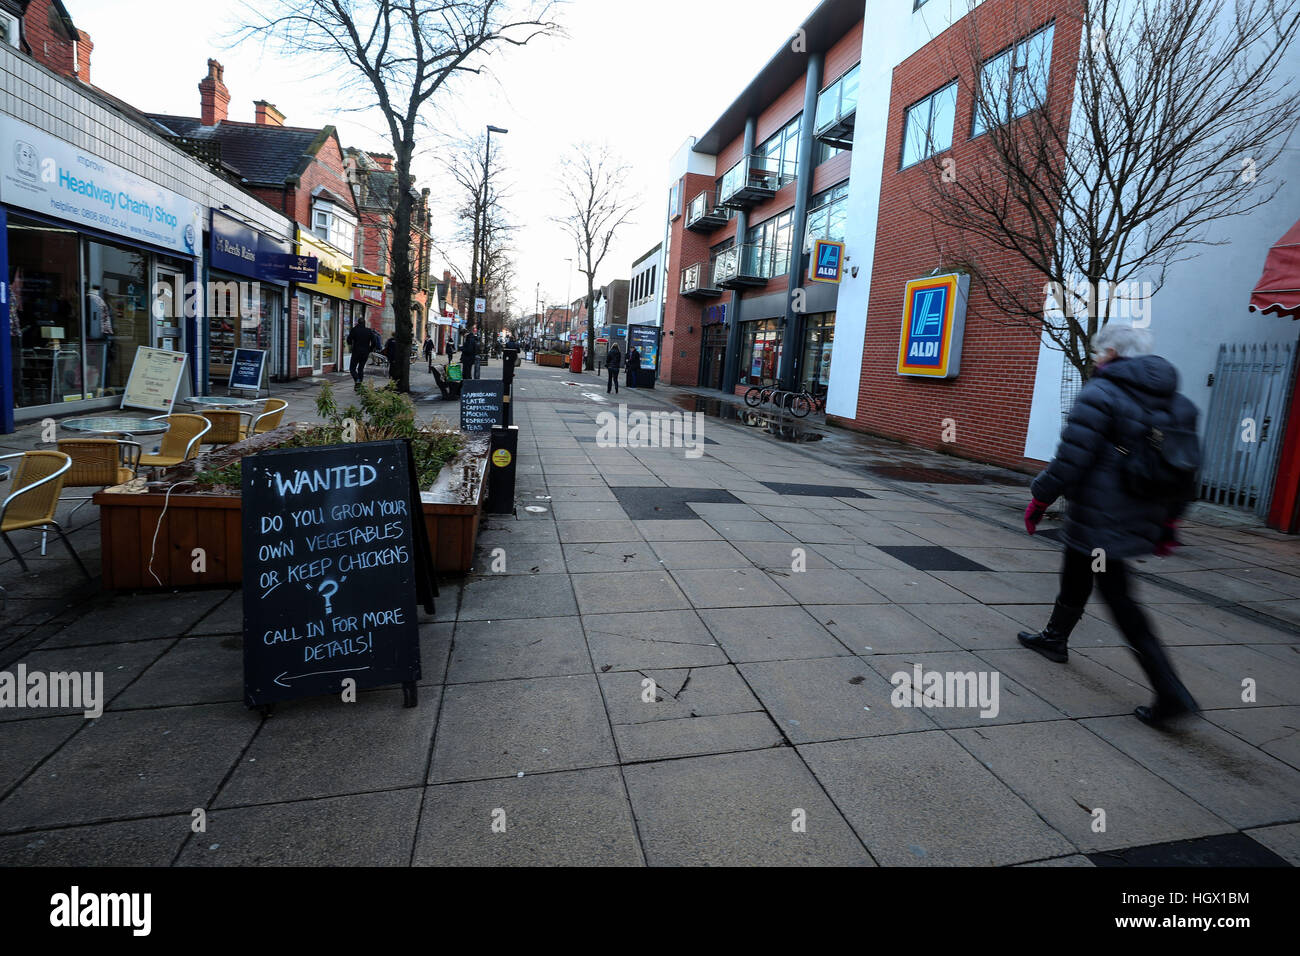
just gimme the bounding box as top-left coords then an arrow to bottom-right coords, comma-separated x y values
1092,324 -> 1153,358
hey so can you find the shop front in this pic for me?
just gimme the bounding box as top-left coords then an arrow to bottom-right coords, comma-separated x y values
699,303 -> 728,390
348,270 -> 385,340
1,118 -> 204,429
797,311 -> 835,395
207,209 -> 296,386
737,318 -> 784,388
294,230 -> 352,377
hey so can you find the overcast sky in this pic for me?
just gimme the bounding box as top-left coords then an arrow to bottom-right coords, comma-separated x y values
71,0 -> 818,315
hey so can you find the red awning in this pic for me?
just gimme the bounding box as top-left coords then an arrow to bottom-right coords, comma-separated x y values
1250,219 -> 1300,318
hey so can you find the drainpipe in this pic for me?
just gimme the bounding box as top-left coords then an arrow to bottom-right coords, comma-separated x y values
721,115 -> 757,393
778,51 -> 824,390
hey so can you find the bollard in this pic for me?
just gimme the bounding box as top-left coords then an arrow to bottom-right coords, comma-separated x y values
486,426 -> 519,515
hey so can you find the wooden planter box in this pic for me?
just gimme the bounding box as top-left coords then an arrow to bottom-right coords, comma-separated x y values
94,437 -> 489,591
535,352 -> 565,368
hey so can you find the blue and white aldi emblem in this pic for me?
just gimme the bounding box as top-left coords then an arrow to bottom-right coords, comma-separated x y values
897,273 -> 970,379
810,239 -> 845,284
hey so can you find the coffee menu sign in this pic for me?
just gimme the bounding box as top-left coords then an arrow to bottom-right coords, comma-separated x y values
241,440 -> 435,708
459,381 -> 505,433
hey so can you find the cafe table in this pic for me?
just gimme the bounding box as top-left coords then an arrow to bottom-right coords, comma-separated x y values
60,416 -> 171,441
185,396 -> 262,410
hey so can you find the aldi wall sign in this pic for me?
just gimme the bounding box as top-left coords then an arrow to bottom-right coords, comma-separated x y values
810,239 -> 846,284
897,273 -> 970,379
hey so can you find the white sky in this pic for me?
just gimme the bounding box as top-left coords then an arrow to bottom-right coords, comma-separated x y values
69,0 -> 818,315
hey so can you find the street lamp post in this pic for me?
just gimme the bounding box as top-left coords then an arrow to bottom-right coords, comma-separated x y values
476,124 -> 508,345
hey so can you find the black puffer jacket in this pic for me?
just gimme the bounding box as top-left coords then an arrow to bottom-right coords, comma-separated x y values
1031,354 -> 1198,559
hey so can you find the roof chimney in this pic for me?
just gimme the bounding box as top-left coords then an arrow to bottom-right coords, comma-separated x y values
254,100 -> 286,127
368,152 -> 395,172
199,59 -> 229,127
74,30 -> 93,84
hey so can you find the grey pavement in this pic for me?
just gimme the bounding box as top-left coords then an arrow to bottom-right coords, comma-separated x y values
1,359 -> 1299,866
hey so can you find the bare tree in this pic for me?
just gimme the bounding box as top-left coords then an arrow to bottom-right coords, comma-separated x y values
239,0 -> 558,392
919,0 -> 1300,378
553,144 -> 637,370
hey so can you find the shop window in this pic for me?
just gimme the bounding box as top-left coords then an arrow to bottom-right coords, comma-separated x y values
84,237 -> 150,399
321,298 -> 338,368
738,319 -> 783,387
972,23 -> 1055,137
799,312 -> 836,392
7,215 -> 82,409
296,292 -> 312,368
902,81 -> 958,168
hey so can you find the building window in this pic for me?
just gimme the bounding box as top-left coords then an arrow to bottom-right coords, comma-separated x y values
901,81 -> 958,168
745,208 -> 796,279
0,9 -> 18,47
972,23 -> 1055,137
757,115 -> 802,183
815,63 -> 859,136
805,182 -> 850,248
738,319 -> 783,387
799,312 -> 836,392
312,202 -> 357,256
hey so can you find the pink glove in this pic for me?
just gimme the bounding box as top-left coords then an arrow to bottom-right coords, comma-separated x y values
1154,521 -> 1180,557
1024,499 -> 1049,535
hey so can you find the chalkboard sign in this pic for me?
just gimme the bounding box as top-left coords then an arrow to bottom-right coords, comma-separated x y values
240,439 -> 435,709
228,348 -> 267,394
459,380 -> 505,433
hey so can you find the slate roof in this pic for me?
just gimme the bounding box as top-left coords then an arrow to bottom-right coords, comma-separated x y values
146,115 -> 330,187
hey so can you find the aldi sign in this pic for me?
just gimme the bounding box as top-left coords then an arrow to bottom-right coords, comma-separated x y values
810,239 -> 845,284
897,273 -> 970,379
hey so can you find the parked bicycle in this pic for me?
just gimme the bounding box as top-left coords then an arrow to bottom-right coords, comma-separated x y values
743,382 -> 826,418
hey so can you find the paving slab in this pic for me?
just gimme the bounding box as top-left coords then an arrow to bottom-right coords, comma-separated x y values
950,721 -> 1234,852
456,573 -> 578,622
35,591 -> 227,647
1244,822 -> 1300,865
182,789 -> 422,866
670,567 -> 797,608
429,675 -> 615,783
413,767 -> 643,866
562,541 -> 663,573
583,610 -> 727,671
1201,705 -> 1300,771
633,519 -> 721,541
890,602 -> 1027,652
613,711 -> 784,763
111,635 -> 243,709
976,647 -> 1150,718
0,714 -> 83,797
807,604 -> 960,655
800,732 -> 1075,865
1081,714 -> 1300,829
622,749 -> 875,866
850,569 -> 975,604
554,519 -> 643,543
571,570 -> 691,615
0,639 -> 172,722
648,540 -> 750,570
447,617 -> 590,683
0,703 -> 258,831
698,605 -> 851,662
598,664 -> 760,724
0,814 -> 191,866
215,688 -> 440,807
470,541 -> 566,575
763,568 -> 888,605
863,650 -> 1061,727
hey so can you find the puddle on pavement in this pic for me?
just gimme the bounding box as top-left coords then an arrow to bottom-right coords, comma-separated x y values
670,395 -> 824,443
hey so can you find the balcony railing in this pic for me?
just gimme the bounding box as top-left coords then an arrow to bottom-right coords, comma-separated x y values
713,244 -> 772,288
680,261 -> 721,299
718,154 -> 798,209
815,63 -> 859,149
685,190 -> 730,233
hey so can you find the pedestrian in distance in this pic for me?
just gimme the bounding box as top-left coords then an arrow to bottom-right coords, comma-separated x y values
346,318 -> 373,389
1021,324 -> 1202,729
423,335 -> 435,372
384,335 -> 402,382
605,342 -> 622,394
625,345 -> 640,389
462,326 -> 481,380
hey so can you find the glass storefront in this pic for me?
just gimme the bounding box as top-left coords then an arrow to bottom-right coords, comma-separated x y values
6,213 -> 193,411
799,312 -> 836,394
737,319 -> 783,387
207,276 -> 281,384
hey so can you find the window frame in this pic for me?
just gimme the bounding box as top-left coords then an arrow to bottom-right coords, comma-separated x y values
971,22 -> 1056,138
900,80 -> 958,170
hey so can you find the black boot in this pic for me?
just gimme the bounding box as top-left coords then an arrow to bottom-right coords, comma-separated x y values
1133,654 -> 1200,728
1017,601 -> 1085,663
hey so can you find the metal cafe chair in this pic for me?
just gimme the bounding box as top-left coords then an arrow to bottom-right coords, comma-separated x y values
245,398 -> 288,438
55,438 -> 142,519
0,451 -> 90,578
140,414 -> 211,470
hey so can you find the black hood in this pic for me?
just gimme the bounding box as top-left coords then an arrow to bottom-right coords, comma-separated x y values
1097,354 -> 1179,396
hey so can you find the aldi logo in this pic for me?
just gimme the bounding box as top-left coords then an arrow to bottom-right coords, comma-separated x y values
810,239 -> 845,284
897,273 -> 970,378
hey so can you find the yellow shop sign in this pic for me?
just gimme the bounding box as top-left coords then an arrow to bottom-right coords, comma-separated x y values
296,230 -> 352,298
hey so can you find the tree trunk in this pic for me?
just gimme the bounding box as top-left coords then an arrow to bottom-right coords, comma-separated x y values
585,281 -> 595,371
391,141 -> 416,394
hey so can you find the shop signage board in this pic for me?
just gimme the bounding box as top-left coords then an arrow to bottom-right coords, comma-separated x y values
628,325 -> 659,371
897,273 -> 970,379
475,297 -> 486,314
241,440 -> 435,709
228,348 -> 268,394
349,272 -> 386,307
295,230 -> 352,298
265,253 -> 318,284
0,118 -> 203,257
459,381 -> 506,433
121,346 -> 190,412
210,209 -> 292,282
810,239 -> 846,284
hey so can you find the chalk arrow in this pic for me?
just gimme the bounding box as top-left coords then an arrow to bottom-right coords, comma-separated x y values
273,666 -> 371,688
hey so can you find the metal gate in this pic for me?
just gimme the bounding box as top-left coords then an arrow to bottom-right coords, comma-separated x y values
1200,342 -> 1297,517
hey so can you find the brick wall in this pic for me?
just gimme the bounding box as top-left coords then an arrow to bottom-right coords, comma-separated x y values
846,0 -> 1081,470
21,2 -> 76,80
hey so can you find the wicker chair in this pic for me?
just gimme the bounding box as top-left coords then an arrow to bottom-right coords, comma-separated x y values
201,410 -> 250,447
247,398 -> 288,438
140,414 -> 211,470
55,439 -> 141,519
0,451 -> 89,577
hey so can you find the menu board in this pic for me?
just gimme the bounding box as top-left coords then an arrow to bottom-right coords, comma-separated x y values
241,440 -> 435,708
121,346 -> 189,412
229,348 -> 267,393
459,381 -> 505,433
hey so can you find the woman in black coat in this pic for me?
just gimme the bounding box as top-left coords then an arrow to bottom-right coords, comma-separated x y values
1021,325 -> 1199,727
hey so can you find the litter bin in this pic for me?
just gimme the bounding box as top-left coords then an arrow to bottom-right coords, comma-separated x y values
570,345 -> 584,372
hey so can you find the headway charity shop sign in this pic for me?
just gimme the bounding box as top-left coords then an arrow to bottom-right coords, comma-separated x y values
810,239 -> 845,284
1,118 -> 202,257
897,272 -> 970,379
